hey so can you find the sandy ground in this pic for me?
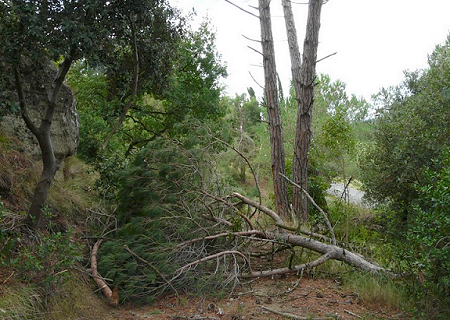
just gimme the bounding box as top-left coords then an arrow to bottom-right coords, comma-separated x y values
104,275 -> 408,320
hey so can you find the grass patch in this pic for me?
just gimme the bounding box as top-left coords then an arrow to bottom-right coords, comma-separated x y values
0,284 -> 42,320
343,272 -> 407,309
0,273 -> 107,320
44,273 -> 107,320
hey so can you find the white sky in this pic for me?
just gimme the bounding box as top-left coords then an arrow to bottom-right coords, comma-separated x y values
170,0 -> 450,101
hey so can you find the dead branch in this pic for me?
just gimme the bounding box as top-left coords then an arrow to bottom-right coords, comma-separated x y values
241,253 -> 331,278
175,250 -> 251,275
261,306 -> 328,320
123,244 -> 180,300
173,231 -> 262,251
255,230 -> 387,275
222,0 -> 259,18
214,191 -> 390,276
201,213 -> 233,227
316,51 -> 337,63
199,218 -> 390,276
242,34 -> 261,43
231,192 -> 297,231
280,173 -> 336,245
344,309 -> 363,319
208,135 -> 262,208
202,191 -> 254,230
90,239 -> 113,302
249,71 -> 264,90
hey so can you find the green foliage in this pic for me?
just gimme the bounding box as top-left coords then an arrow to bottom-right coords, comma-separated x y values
66,61 -> 115,159
68,19 -> 226,160
164,20 -> 228,123
360,34 -> 450,317
312,74 -> 368,181
219,91 -> 263,184
2,225 -> 83,288
398,148 -> 450,317
98,137 -> 233,304
361,34 -> 450,216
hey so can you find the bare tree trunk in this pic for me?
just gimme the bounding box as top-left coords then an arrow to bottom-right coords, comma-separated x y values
258,0 -> 290,217
14,54 -> 74,230
292,0 -> 323,221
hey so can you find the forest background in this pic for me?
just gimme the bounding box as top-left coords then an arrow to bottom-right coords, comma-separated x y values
0,1 -> 449,319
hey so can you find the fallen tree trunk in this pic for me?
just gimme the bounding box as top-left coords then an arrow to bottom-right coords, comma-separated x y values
171,226 -> 388,278
227,193 -> 391,277
241,229 -> 386,277
91,239 -> 119,306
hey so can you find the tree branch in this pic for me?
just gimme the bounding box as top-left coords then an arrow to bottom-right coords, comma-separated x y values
241,252 -> 331,278
209,135 -> 262,208
175,250 -> 251,275
91,239 -> 113,301
231,192 -> 297,231
102,17 -> 139,150
222,0 -> 259,19
261,306 -> 328,320
14,63 -> 39,136
280,173 -> 336,245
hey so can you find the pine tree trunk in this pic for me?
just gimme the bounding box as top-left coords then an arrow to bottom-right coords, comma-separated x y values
258,0 -> 290,217
292,0 -> 323,221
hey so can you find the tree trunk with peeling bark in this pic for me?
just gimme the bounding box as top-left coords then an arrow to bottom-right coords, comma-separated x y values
258,0 -> 290,218
292,0 -> 323,221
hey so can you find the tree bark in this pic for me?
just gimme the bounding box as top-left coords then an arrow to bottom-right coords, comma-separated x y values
258,0 -> 290,217
226,193 -> 390,277
14,54 -> 74,230
91,239 -> 114,302
292,0 -> 323,221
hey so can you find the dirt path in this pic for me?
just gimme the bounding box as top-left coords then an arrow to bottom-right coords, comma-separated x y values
104,276 -> 407,320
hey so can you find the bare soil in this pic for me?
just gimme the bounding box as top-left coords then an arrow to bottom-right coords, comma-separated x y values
104,275 -> 408,320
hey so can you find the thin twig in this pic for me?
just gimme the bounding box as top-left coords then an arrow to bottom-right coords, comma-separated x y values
242,34 -> 261,43
209,135 -> 262,209
316,51 -> 337,63
242,252 -> 331,278
279,173 -> 336,245
123,244 -> 180,300
344,309 -> 363,319
175,251 -> 251,275
261,306 -> 328,320
248,45 -> 263,56
2,271 -> 15,285
222,0 -> 259,18
249,71 -> 264,89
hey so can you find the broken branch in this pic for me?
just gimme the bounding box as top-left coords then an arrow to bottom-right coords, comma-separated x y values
175,250 -> 251,275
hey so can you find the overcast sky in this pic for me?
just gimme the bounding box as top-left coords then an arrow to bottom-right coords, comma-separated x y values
170,0 -> 450,101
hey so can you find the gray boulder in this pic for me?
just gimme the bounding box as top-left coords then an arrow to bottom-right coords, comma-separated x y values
0,58 -> 79,159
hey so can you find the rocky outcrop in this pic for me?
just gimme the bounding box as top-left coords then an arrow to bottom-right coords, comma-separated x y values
0,58 -> 79,160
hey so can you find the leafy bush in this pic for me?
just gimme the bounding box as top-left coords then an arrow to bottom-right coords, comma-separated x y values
400,148 -> 450,317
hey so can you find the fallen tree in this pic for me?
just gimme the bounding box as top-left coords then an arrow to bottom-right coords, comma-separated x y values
181,192 -> 388,278
89,138 -> 392,304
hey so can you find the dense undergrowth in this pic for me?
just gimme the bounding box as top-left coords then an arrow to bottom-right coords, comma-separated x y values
0,133 -> 108,320
0,131 -> 408,319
